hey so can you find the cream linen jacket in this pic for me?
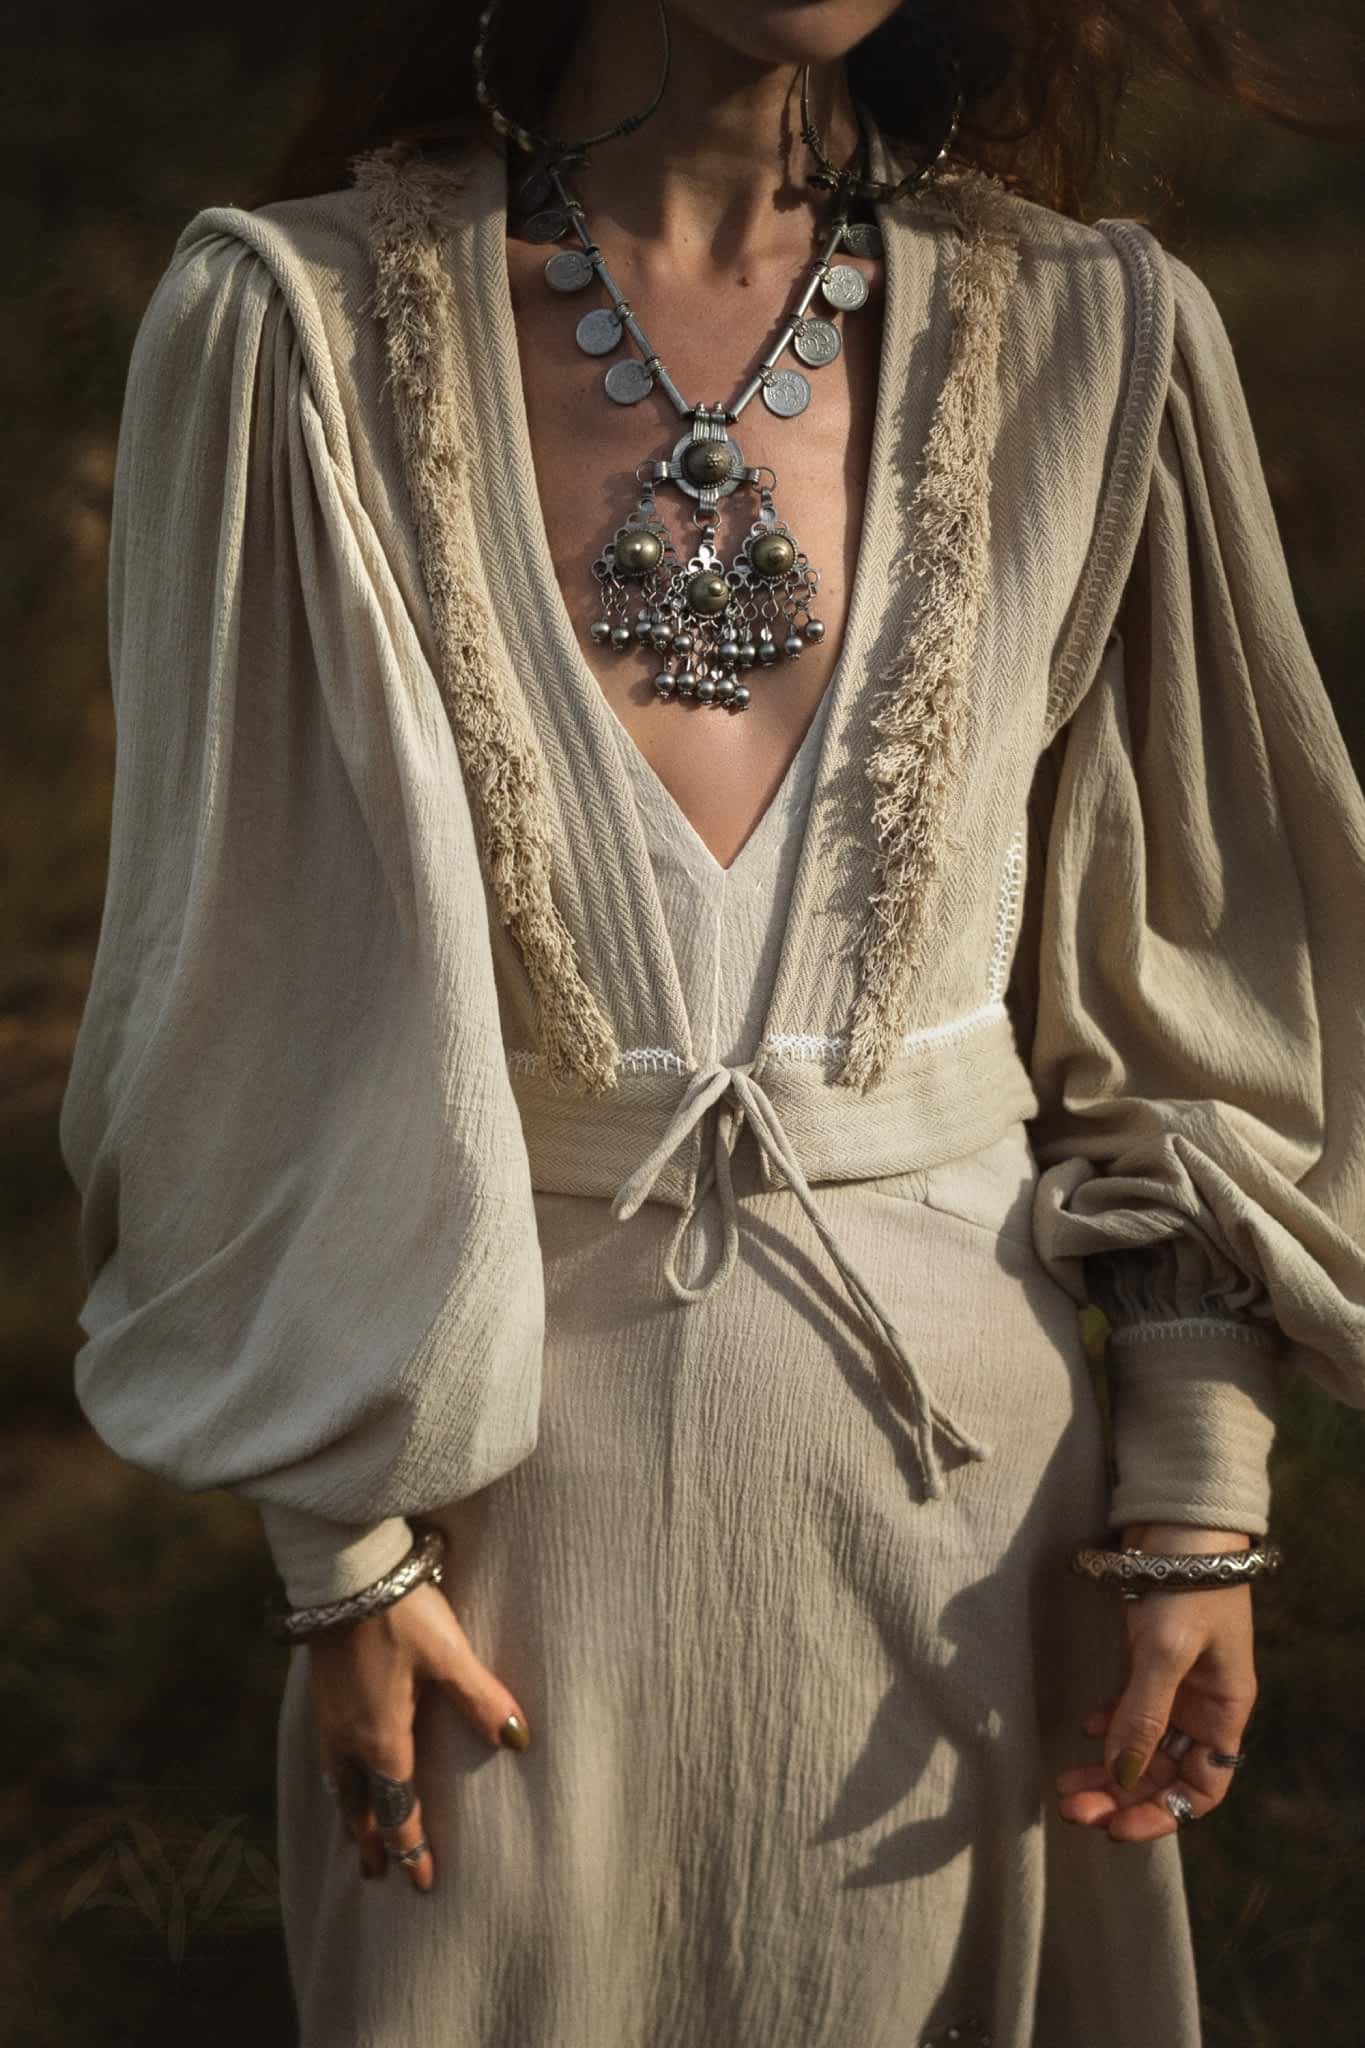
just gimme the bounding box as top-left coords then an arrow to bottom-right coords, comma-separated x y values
59,125 -> 1365,1606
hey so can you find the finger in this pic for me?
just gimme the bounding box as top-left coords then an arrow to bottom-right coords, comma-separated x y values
363,1726 -> 437,1892
428,1604 -> 532,1752
345,1721 -> 435,1891
1107,1771 -> 1219,1843
1104,1625 -> 1194,1792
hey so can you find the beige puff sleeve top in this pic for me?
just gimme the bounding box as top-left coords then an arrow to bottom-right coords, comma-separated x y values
1025,255 -> 1365,1536
58,227 -> 543,1606
59,187 -> 1365,1608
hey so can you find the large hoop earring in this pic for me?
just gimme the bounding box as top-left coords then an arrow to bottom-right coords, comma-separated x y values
473,0 -> 672,159
799,59 -> 964,202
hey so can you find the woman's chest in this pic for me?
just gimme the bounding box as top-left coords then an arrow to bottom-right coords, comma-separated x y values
504,238 -> 885,869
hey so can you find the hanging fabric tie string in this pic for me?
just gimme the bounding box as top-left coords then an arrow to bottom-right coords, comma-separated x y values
610,1063 -> 996,1499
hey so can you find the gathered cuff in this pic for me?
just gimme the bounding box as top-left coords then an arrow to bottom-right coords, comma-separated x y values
1103,1316 -> 1282,1539
256,1502 -> 417,1611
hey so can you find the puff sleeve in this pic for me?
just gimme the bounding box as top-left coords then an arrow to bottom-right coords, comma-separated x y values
1025,251 -> 1365,1539
58,223 -> 546,1607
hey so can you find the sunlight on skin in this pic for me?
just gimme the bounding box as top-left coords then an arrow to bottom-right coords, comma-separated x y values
1055,1522 -> 1257,1844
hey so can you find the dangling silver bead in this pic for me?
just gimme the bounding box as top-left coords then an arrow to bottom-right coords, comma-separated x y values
757,640 -> 779,665
651,623 -> 673,649
654,670 -> 677,698
676,668 -> 697,696
696,675 -> 717,703
671,631 -> 694,655
737,641 -> 757,668
715,677 -> 736,702
610,624 -> 633,650
783,632 -> 804,658
803,617 -> 826,642
732,683 -> 751,709
589,619 -> 612,644
719,638 -> 740,663
634,613 -> 655,641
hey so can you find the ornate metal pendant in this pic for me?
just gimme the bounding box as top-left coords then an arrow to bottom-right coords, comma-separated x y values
588,410 -> 824,709
514,145 -> 879,712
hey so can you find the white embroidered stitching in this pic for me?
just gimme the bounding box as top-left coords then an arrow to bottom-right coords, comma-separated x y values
507,1045 -> 688,1078
1108,1316 -> 1278,1348
986,827 -> 1026,1002
505,1001 -> 1009,1076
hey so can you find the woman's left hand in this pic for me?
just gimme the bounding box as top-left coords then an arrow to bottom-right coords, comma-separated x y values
1055,1522 -> 1257,1842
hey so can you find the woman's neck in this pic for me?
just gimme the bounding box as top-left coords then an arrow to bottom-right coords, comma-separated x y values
537,7 -> 861,275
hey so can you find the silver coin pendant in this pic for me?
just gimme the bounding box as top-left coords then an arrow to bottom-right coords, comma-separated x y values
545,249 -> 594,293
604,359 -> 654,405
522,207 -> 572,245
576,307 -> 623,356
762,368 -> 812,418
793,317 -> 841,368
821,263 -> 869,312
841,221 -> 884,261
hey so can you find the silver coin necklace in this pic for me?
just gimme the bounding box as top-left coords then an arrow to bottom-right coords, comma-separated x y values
510,149 -> 882,712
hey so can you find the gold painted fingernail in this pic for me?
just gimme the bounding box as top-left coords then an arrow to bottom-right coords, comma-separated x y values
1113,1748 -> 1145,1790
499,1713 -> 531,1751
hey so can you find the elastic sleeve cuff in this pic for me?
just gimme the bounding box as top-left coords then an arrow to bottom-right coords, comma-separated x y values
255,1502 -> 417,1609
1103,1318 -> 1282,1538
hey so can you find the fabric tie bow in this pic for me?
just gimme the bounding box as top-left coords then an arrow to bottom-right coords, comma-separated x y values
610,1060 -> 994,1500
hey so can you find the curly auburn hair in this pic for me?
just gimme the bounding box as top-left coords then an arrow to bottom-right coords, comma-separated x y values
253,0 -> 1363,220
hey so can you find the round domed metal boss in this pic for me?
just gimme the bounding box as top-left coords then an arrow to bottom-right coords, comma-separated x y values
613,529 -> 663,577
681,439 -> 737,487
750,532 -> 797,579
576,307 -> 623,356
820,262 -> 870,311
544,248 -> 594,292
668,425 -> 746,500
686,570 -> 730,617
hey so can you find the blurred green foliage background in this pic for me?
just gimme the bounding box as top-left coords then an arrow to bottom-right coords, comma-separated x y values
2,4 -> 1363,2043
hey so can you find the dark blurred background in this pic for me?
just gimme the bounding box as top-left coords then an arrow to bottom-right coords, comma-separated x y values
3,4 -> 1364,2043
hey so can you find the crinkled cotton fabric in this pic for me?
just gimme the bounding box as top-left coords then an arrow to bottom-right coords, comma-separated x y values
58,107 -> 1365,2046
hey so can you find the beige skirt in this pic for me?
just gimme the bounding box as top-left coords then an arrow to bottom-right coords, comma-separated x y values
274,1118 -> 1202,2047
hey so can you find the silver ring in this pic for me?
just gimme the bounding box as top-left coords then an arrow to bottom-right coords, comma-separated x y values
387,1835 -> 431,1865
1158,1728 -> 1194,1761
1207,1748 -> 1248,1769
1164,1788 -> 1198,1827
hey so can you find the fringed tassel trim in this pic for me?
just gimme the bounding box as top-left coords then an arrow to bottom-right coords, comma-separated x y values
352,143 -> 620,1095
838,168 -> 1021,1096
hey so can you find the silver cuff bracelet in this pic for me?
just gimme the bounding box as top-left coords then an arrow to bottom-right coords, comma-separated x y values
1070,1539 -> 1283,1601
263,1523 -> 447,1643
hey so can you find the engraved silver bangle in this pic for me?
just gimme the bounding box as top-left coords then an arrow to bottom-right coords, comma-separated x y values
263,1524 -> 447,1643
1069,1539 -> 1282,1601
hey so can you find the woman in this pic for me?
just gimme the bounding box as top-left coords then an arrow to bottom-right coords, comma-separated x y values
58,1 -> 1365,2043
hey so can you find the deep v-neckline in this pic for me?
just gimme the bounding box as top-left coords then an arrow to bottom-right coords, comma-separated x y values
613,677 -> 836,883
487,143 -> 902,883
439,115 -> 975,1068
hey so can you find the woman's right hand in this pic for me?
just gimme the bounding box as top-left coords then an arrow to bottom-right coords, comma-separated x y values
307,1580 -> 532,1890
